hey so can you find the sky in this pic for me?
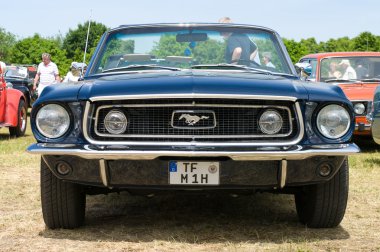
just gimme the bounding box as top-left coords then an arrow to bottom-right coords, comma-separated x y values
2,0 -> 379,42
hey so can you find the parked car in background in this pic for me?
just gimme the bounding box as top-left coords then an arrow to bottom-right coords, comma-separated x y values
27,23 -> 359,229
0,62 -> 27,137
4,65 -> 37,107
299,52 -> 380,136
369,86 -> 380,143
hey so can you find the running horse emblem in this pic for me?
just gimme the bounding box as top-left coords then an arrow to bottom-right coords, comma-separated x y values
179,114 -> 209,126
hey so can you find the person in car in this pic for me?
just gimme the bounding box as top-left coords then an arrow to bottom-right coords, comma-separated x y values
328,62 -> 342,78
339,59 -> 357,80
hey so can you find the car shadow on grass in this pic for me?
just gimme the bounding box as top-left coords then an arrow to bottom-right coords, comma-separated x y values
40,192 -> 349,244
353,135 -> 380,152
0,133 -> 31,142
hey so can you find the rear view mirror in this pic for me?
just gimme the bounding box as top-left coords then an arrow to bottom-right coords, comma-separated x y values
176,33 -> 208,42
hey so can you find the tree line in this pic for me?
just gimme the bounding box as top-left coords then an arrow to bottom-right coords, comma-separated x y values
1,22 -> 379,75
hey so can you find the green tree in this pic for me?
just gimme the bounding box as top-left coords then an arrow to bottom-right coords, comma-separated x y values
9,34 -> 70,74
151,35 -> 188,58
282,38 -> 309,63
320,37 -> 353,52
62,21 -> 108,63
352,32 -> 379,51
299,38 -> 321,54
0,27 -> 17,63
151,35 -> 225,65
192,40 -> 225,64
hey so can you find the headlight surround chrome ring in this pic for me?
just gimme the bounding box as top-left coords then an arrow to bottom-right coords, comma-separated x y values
353,102 -> 366,115
259,109 -> 283,135
316,104 -> 351,139
36,104 -> 71,139
104,110 -> 128,134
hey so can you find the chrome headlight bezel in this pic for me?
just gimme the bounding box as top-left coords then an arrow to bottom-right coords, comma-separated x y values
104,109 -> 128,134
35,103 -> 71,139
316,104 -> 351,139
258,109 -> 283,135
353,102 -> 366,115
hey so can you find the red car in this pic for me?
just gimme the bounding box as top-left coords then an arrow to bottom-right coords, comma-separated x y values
299,52 -> 380,136
0,62 -> 27,137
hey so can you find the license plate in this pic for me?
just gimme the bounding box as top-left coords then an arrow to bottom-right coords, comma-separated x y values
169,161 -> 220,185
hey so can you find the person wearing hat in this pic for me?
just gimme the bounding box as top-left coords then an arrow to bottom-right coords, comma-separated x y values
339,59 -> 357,80
63,62 -> 87,82
263,52 -> 275,68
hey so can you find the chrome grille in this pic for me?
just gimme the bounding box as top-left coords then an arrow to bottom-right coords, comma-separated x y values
87,98 -> 299,143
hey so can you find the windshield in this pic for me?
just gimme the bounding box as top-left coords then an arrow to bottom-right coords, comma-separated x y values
320,56 -> 380,82
5,66 -> 28,78
89,26 -> 292,75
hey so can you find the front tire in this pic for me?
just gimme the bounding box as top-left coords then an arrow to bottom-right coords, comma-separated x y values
40,158 -> 86,229
9,99 -> 27,137
295,157 -> 349,228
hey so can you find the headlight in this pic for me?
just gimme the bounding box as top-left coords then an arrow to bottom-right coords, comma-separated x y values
104,110 -> 127,134
353,103 -> 366,115
36,104 -> 70,138
259,110 -> 283,134
316,104 -> 350,139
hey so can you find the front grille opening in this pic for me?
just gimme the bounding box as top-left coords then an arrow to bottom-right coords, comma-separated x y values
88,99 -> 300,143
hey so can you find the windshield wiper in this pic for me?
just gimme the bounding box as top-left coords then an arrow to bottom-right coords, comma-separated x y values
360,78 -> 380,82
324,78 -> 354,83
191,64 -> 298,78
102,64 -> 182,73
191,63 -> 272,74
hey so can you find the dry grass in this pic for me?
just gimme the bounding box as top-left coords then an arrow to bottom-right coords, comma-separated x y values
1,121 -> 380,251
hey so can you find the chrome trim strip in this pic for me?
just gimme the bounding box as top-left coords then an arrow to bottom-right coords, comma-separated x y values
89,94 -> 298,102
99,159 -> 109,187
93,104 -> 292,138
280,160 -> 287,188
83,100 -> 304,146
27,143 -> 360,161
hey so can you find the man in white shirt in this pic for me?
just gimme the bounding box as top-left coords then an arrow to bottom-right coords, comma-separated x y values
339,59 -> 357,80
33,53 -> 60,96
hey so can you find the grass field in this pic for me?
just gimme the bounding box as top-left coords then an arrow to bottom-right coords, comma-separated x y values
1,120 -> 380,251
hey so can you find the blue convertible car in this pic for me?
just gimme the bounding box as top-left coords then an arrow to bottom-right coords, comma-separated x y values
27,23 -> 359,229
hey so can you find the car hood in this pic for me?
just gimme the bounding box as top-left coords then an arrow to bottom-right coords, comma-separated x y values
78,71 -> 347,102
337,83 -> 380,101
37,71 -> 349,104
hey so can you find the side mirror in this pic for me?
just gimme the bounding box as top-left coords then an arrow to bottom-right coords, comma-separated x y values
295,62 -> 312,81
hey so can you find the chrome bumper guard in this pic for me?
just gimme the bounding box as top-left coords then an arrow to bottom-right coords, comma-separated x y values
27,143 -> 360,161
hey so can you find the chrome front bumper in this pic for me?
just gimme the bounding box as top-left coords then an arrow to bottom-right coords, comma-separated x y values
27,143 -> 360,161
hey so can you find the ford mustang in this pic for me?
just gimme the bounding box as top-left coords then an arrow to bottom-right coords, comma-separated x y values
27,23 -> 359,229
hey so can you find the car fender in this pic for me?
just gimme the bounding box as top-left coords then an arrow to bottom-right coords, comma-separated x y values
4,88 -> 25,127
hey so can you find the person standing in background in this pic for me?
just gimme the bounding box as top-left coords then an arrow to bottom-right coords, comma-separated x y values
33,53 -> 60,96
262,52 -> 275,68
218,17 -> 259,66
